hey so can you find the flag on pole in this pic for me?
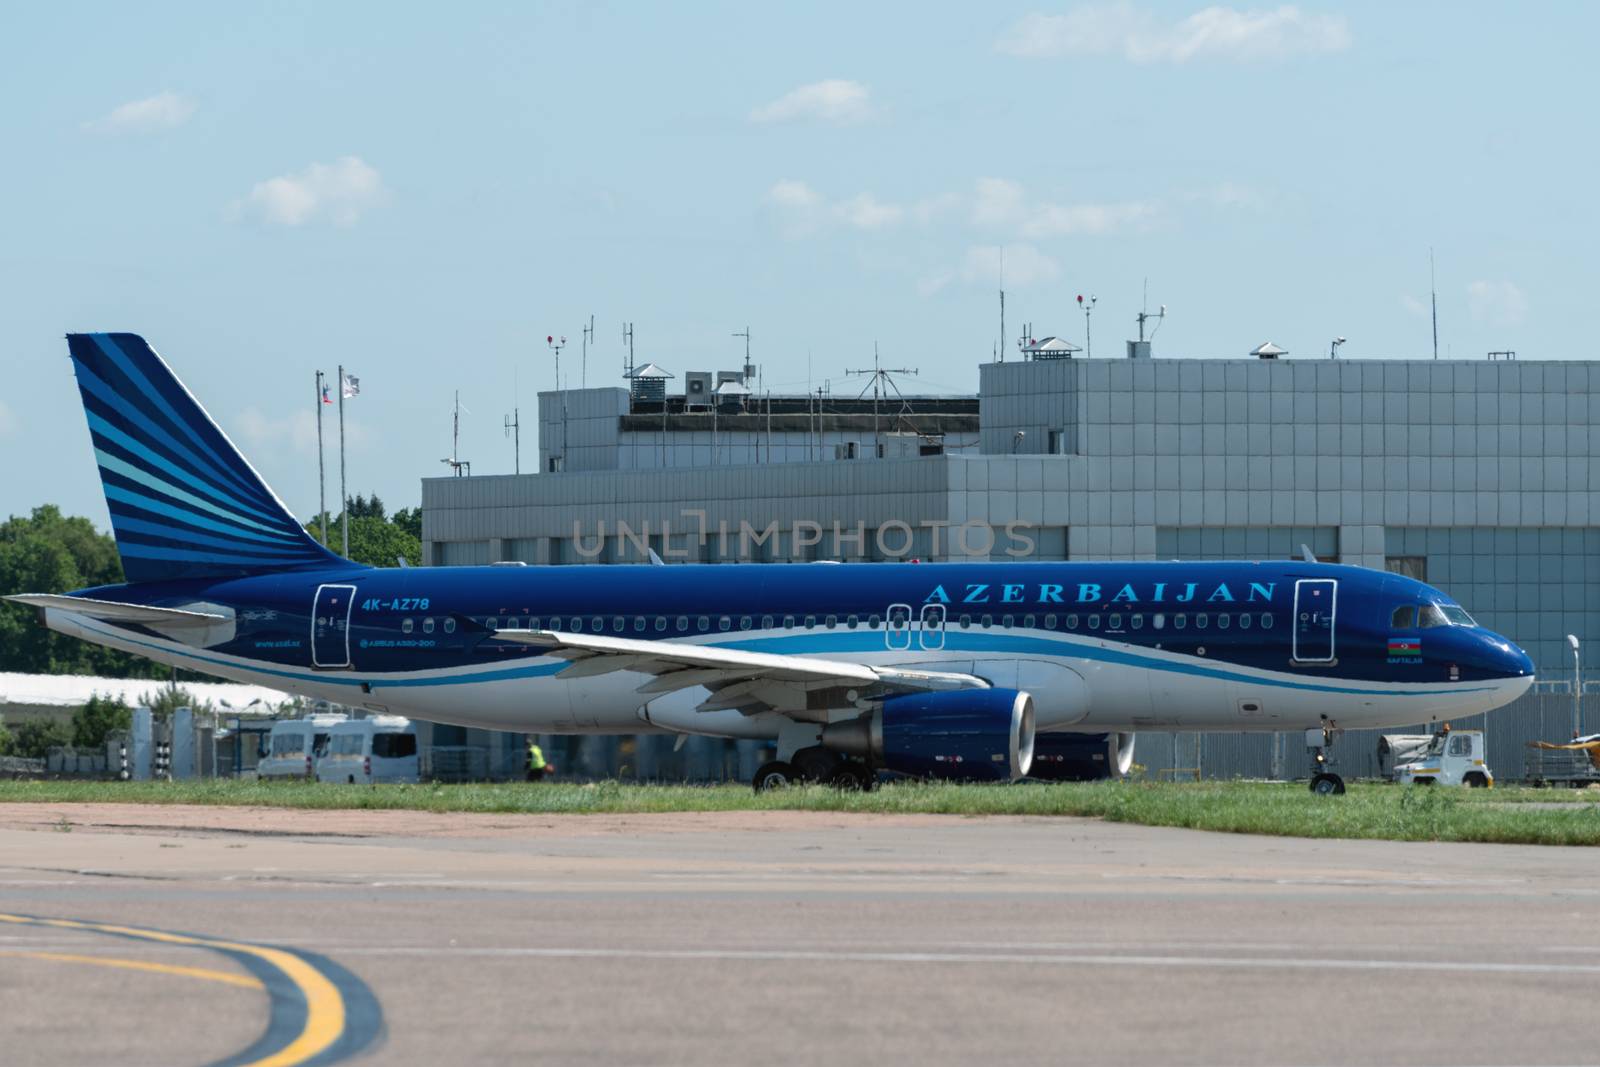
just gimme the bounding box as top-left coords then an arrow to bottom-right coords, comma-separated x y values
321,382 -> 333,405
341,372 -> 360,399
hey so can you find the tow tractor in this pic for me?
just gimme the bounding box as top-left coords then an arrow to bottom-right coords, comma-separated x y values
1391,725 -> 1493,788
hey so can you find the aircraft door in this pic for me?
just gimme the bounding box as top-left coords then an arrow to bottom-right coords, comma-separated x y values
312,584 -> 356,668
1292,579 -> 1337,663
919,603 -> 946,650
886,603 -> 912,650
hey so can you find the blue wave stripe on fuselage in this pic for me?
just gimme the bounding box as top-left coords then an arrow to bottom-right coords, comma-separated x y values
73,359 -> 265,507
103,485 -> 307,546
94,450 -> 288,537
86,410 -> 284,527
725,630 -> 1497,699
70,614 -> 1498,701
89,334 -> 262,502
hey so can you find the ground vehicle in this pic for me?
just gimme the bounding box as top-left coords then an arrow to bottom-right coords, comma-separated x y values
256,714 -> 347,780
1523,734 -> 1600,787
1395,728 -> 1492,787
316,716 -> 419,784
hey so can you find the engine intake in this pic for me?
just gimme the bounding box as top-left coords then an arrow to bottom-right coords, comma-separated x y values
1027,731 -> 1135,781
821,688 -> 1035,782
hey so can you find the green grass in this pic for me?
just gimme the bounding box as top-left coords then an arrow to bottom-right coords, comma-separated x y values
1,778 -> 1598,845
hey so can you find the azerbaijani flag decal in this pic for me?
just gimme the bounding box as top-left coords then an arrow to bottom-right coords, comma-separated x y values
1388,637 -> 1422,658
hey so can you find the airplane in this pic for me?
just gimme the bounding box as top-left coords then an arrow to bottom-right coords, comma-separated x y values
8,334 -> 1536,795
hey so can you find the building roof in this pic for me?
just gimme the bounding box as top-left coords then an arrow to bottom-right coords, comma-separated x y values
0,672 -> 293,714
1025,336 -> 1081,356
628,362 -> 674,379
714,379 -> 752,396
1250,341 -> 1289,357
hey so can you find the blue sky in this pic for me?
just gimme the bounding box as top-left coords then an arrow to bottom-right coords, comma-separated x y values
1,2 -> 1592,528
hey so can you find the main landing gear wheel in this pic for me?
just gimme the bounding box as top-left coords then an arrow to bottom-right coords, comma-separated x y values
1309,772 -> 1345,796
826,762 -> 877,792
752,761 -> 798,793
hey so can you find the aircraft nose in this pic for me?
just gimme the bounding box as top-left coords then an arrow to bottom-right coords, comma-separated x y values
1488,635 -> 1535,679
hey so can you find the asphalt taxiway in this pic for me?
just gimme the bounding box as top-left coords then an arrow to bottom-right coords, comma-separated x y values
1,802 -> 1597,1066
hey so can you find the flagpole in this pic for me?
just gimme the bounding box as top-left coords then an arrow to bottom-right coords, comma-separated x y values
315,371 -> 328,546
338,363 -> 348,558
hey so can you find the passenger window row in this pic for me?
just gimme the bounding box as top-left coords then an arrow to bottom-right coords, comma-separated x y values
399,617 -> 456,635
954,612 -> 1276,632
470,615 -> 890,635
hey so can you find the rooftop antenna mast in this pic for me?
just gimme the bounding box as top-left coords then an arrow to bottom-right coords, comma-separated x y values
622,322 -> 635,379
998,248 -> 1006,363
1135,280 -> 1166,342
548,334 -> 567,470
1077,293 -> 1097,357
581,314 -> 594,387
504,365 -> 520,474
846,342 -> 918,456
733,326 -> 754,381
441,391 -> 472,477
1430,248 -> 1439,360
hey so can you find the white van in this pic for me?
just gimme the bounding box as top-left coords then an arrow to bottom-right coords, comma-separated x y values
316,716 -> 420,784
257,714 -> 347,780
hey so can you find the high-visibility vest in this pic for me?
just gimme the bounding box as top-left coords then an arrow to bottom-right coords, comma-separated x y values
528,744 -> 546,770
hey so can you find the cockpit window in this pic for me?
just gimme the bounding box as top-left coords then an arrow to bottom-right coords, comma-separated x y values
1417,603 -> 1448,629
1390,605 -> 1415,629
1439,604 -> 1476,627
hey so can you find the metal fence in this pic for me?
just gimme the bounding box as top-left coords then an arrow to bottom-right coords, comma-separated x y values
1133,687 -> 1589,783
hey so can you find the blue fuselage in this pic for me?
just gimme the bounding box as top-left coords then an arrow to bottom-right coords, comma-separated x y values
61,558 -> 1534,737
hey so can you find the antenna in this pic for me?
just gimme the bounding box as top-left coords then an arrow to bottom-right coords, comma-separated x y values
581,315 -> 594,388
733,326 -> 753,381
1077,293 -> 1097,357
1430,248 -> 1439,360
503,408 -> 520,474
1135,284 -> 1166,342
621,322 -> 635,379
998,248 -> 1006,364
1017,321 -> 1033,357
846,342 -> 918,456
441,391 -> 472,477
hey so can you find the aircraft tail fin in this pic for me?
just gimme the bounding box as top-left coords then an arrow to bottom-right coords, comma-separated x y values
64,332 -> 348,584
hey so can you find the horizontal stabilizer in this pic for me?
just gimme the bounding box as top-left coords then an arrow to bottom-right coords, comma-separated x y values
5,593 -> 227,628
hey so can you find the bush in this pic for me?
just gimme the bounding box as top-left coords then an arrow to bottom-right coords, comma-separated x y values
11,719 -> 71,759
0,716 -> 13,757
71,693 -> 131,750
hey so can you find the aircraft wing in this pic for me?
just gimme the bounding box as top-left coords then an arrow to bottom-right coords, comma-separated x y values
492,628 -> 987,715
4,593 -> 227,628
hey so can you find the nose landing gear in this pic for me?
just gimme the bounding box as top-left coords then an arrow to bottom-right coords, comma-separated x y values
1306,719 -> 1346,795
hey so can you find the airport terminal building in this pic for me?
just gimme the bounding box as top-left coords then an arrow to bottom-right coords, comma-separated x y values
421,348 -> 1598,779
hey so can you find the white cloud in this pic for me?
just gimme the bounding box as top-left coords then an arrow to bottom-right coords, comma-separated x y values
971,176 -> 1157,237
85,91 -> 196,134
836,193 -> 904,230
973,178 -> 1027,227
767,179 -> 822,211
767,181 -> 914,234
1025,199 -> 1158,236
1467,280 -> 1528,327
751,79 -> 874,125
234,407 -> 369,456
243,156 -> 386,227
1400,293 -> 1430,318
963,243 -> 1062,286
998,3 -> 1351,63
0,398 -> 17,438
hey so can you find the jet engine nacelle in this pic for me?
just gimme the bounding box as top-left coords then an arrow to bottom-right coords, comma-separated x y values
1028,731 -> 1135,781
821,688 -> 1035,782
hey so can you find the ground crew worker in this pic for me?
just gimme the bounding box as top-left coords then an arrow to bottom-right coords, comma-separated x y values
527,738 -> 548,782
